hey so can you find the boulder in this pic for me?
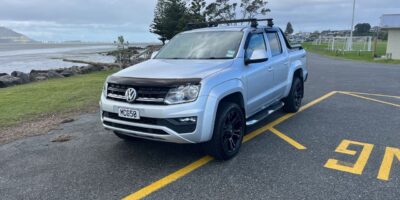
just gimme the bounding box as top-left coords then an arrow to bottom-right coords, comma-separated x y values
11,71 -> 30,84
0,75 -> 22,88
30,70 -> 48,81
0,73 -> 8,77
60,70 -> 75,77
55,68 -> 65,74
47,70 -> 64,78
30,69 -> 49,74
34,76 -> 48,81
70,66 -> 82,74
79,65 -> 101,74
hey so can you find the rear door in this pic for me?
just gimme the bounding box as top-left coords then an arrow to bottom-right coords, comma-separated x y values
265,31 -> 289,99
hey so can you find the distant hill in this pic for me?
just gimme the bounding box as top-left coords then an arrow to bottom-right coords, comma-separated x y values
0,27 -> 35,43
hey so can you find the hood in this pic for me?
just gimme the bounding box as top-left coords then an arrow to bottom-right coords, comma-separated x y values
113,59 -> 233,79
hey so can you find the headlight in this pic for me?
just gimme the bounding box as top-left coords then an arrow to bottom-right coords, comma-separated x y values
102,82 -> 108,98
164,85 -> 200,104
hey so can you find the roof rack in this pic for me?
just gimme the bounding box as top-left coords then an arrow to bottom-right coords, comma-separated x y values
185,18 -> 274,31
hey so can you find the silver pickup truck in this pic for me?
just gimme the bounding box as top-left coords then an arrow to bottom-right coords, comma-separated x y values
100,19 -> 308,160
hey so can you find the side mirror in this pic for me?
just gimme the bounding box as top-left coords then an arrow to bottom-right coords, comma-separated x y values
245,49 -> 268,65
150,51 -> 159,59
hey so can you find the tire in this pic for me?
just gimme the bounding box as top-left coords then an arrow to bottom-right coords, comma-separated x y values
203,102 -> 245,160
113,131 -> 141,141
283,76 -> 304,113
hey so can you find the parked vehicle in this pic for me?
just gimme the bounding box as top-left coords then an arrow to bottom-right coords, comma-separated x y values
100,19 -> 308,160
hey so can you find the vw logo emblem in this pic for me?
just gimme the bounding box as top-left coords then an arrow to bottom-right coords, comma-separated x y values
125,88 -> 137,103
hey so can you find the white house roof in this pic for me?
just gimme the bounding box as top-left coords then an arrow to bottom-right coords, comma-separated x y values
380,14 -> 400,29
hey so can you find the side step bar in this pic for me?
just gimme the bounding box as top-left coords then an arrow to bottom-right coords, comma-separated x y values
246,101 -> 284,126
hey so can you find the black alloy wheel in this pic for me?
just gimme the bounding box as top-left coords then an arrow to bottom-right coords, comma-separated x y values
283,76 -> 304,113
203,102 -> 245,160
222,108 -> 244,154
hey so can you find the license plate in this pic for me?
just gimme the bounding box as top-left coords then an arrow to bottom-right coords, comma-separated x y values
118,108 -> 140,119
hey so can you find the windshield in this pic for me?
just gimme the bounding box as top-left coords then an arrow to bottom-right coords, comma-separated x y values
155,31 -> 243,59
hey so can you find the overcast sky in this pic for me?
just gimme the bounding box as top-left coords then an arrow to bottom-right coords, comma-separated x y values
0,0 -> 398,42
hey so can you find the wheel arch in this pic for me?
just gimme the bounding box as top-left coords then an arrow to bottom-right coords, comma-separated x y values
285,62 -> 305,97
201,79 -> 246,142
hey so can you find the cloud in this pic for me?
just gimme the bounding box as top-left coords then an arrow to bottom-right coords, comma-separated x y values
0,0 -> 158,42
0,0 -> 398,42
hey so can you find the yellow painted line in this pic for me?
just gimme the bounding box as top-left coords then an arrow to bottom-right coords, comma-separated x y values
269,127 -> 306,150
339,92 -> 400,108
123,156 -> 213,200
377,147 -> 400,181
340,91 -> 400,99
122,91 -> 336,200
324,139 -> 374,175
267,91 -> 338,128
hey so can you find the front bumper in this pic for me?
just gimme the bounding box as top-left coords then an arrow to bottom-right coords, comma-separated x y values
100,94 -> 211,144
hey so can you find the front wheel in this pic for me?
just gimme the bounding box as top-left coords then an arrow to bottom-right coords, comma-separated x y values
283,76 -> 304,113
203,102 -> 245,160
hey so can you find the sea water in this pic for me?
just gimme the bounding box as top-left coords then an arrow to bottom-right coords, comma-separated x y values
0,43 -> 116,74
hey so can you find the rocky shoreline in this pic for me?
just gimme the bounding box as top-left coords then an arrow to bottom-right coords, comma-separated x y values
0,64 -> 116,88
0,44 -> 162,88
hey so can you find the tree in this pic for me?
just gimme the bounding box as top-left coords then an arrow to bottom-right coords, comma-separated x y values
205,0 -> 237,21
150,0 -> 187,43
150,0 -> 167,44
240,0 -> 270,19
285,22 -> 294,35
150,0 -> 273,43
187,0 -> 207,23
354,23 -> 371,36
117,36 -> 124,45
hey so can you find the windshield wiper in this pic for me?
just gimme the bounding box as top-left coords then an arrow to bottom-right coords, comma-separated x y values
200,57 -> 231,59
159,57 -> 231,60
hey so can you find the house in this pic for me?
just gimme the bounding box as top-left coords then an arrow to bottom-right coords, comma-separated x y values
380,14 -> 400,59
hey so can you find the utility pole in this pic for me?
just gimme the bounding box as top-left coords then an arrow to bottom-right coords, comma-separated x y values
348,0 -> 356,51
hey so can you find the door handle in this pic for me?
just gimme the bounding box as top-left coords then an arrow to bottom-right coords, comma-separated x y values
267,67 -> 273,72
284,62 -> 289,66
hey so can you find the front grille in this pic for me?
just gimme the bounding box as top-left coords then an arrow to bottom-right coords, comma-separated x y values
106,83 -> 170,105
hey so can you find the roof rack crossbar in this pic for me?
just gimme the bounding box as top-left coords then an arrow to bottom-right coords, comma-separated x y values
185,18 -> 274,31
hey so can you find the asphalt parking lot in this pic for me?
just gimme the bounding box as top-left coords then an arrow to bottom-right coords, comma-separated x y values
1,53 -> 400,200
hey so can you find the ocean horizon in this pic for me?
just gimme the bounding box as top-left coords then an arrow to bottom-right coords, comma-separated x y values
0,43 -> 150,74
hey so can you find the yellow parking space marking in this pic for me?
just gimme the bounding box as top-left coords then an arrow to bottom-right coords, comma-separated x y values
123,156 -> 213,200
324,140 -> 374,175
122,91 -> 336,200
268,91 -> 338,128
378,147 -> 400,181
269,128 -> 306,150
339,92 -> 400,108
340,91 -> 400,99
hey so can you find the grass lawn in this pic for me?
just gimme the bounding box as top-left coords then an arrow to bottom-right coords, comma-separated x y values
0,70 -> 116,127
302,41 -> 400,64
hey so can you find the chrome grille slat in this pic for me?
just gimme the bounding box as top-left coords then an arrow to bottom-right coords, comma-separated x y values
107,87 -> 126,92
136,97 -> 164,102
107,93 -> 126,99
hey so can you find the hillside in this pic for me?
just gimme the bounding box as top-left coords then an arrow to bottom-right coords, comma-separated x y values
0,27 -> 35,43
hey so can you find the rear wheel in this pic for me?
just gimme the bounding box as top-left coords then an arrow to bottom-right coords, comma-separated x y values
283,76 -> 304,113
203,102 -> 245,160
113,131 -> 141,141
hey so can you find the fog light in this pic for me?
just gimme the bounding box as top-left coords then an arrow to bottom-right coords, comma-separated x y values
178,117 -> 197,123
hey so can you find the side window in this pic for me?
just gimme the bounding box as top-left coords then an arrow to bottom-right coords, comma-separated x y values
245,33 -> 267,59
266,32 -> 283,57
